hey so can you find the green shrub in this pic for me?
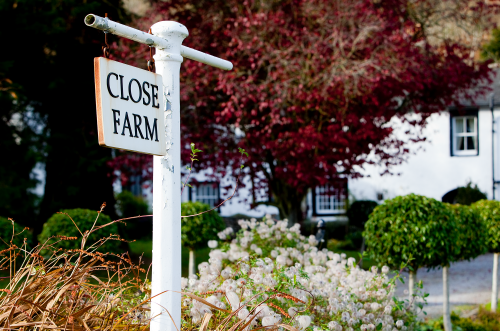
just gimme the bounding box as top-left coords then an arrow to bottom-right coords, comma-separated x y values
181,201 -> 225,250
447,204 -> 487,261
115,190 -> 151,240
456,182 -> 488,206
418,309 -> 500,331
0,216 -> 31,250
38,209 -> 121,253
472,200 -> 500,253
347,200 -> 378,230
364,194 -> 458,270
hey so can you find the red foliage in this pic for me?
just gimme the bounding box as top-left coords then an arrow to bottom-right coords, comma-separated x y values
112,0 -> 497,219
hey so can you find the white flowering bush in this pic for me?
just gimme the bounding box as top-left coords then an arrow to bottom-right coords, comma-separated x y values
179,216 -> 422,331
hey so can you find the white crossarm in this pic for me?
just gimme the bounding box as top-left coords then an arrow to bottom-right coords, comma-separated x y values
84,14 -> 233,71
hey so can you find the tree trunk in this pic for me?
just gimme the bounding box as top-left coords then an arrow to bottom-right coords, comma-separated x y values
189,249 -> 196,278
492,253 -> 499,312
273,184 -> 306,225
409,270 -> 417,308
443,266 -> 452,331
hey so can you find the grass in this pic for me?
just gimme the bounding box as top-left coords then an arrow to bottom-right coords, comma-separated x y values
128,240 -> 211,277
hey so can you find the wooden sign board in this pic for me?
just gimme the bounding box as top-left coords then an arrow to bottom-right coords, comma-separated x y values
94,57 -> 165,156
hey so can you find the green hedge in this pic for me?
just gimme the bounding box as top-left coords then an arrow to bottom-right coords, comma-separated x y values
38,209 -> 121,254
181,201 -> 225,250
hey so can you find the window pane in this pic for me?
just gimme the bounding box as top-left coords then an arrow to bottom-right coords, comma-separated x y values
466,118 -> 475,133
456,137 -> 464,150
466,136 -> 476,150
455,118 -> 464,133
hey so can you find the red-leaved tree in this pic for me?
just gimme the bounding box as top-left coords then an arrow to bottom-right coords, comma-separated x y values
111,0 -> 497,223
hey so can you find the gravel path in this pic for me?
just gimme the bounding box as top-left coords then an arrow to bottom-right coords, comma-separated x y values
394,253 -> 496,318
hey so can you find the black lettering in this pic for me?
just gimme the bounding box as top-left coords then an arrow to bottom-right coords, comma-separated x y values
152,84 -> 159,108
107,73 -> 119,98
144,116 -> 159,142
119,75 -> 129,101
142,81 -> 151,106
128,79 -> 142,103
133,114 -> 144,139
112,109 -> 120,134
121,112 -> 133,137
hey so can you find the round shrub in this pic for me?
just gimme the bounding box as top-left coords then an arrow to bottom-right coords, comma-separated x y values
0,216 -> 31,250
115,190 -> 151,240
181,201 -> 225,250
347,200 -> 378,230
472,200 -> 500,252
38,209 -> 121,253
364,194 -> 459,270
447,203 -> 487,261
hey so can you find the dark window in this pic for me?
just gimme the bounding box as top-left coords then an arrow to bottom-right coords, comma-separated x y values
312,179 -> 347,216
189,182 -> 220,208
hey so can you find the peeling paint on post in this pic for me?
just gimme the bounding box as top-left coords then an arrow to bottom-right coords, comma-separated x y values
150,21 -> 188,331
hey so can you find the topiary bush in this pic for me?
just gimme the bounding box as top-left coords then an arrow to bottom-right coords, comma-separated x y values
0,216 -> 31,250
472,200 -> 500,253
347,200 -> 378,250
347,200 -> 378,230
38,209 -> 121,254
447,204 -> 487,261
364,194 -> 458,270
181,201 -> 226,276
115,190 -> 151,240
471,200 -> 500,312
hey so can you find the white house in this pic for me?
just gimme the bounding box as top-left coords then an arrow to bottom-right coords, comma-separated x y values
182,72 -> 500,222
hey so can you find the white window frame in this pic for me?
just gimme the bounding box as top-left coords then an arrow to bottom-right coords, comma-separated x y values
315,184 -> 346,214
191,182 -> 219,208
452,115 -> 478,156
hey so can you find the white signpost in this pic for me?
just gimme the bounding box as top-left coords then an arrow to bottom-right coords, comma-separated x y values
85,14 -> 232,331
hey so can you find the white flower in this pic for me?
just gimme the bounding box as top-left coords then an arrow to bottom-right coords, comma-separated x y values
226,291 -> 240,311
396,320 -> 404,328
181,277 -> 188,289
288,307 -> 298,318
237,308 -> 250,320
208,240 -> 218,248
328,321 -> 343,331
297,315 -> 312,330
262,315 -> 278,326
382,266 -> 390,273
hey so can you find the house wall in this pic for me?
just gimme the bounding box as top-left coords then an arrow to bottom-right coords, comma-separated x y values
349,108 -> 500,203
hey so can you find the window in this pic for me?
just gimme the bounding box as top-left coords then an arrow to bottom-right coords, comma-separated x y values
451,115 -> 478,156
313,181 -> 347,215
190,183 -> 220,208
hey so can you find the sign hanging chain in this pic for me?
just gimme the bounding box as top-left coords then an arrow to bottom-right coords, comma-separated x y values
147,29 -> 155,72
102,13 -> 110,59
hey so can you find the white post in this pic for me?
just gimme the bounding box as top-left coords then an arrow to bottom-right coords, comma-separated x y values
408,270 -> 416,304
443,266 -> 452,331
83,14 -> 232,331
189,249 -> 196,277
151,22 -> 188,331
492,253 -> 499,312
